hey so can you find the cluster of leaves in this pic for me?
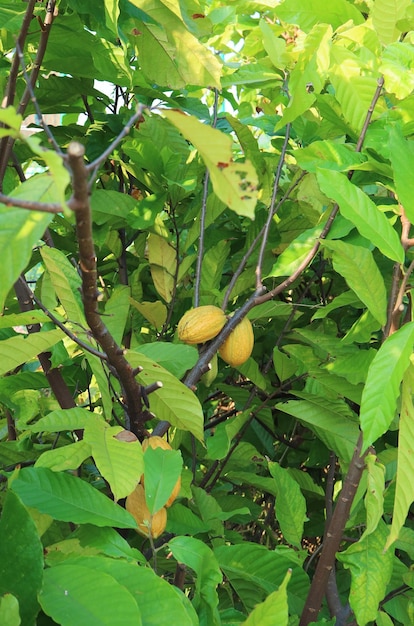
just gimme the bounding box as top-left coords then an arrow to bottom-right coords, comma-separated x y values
2,0 -> 414,624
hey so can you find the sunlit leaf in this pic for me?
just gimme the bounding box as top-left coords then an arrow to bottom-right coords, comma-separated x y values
163,110 -> 258,219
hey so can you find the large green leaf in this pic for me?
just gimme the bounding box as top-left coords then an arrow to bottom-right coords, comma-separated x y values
214,543 -> 309,616
0,491 -> 43,626
147,233 -> 176,302
317,169 -> 403,263
242,570 -> 290,626
0,329 -> 64,376
371,0 -> 411,44
360,322 -> 414,451
277,0 -> 363,31
276,392 -> 359,462
329,46 -> 382,133
169,536 -> 222,626
268,225 -> 322,278
385,365 -> 414,550
40,246 -> 85,325
127,350 -> 204,441
39,563 -> 142,626
35,441 -> 92,472
83,414 -> 144,501
130,0 -> 221,89
28,407 -> 92,432
136,342 -> 198,379
10,467 -> 137,528
337,521 -> 394,626
206,411 -> 251,460
143,446 -> 182,513
163,110 -> 258,219
381,43 -> 414,99
268,462 -> 307,548
389,125 -> 414,224
0,183 -> 53,311
321,240 -> 387,326
75,556 -> 198,625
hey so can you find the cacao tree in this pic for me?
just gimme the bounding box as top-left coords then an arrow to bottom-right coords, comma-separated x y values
1,1 -> 414,625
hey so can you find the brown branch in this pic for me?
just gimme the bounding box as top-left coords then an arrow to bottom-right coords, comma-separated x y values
0,0 -> 57,184
299,436 -> 366,626
67,141 -> 146,438
0,192 -> 63,213
14,276 -> 77,411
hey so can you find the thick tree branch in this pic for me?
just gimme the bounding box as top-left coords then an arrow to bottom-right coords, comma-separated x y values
67,141 -> 146,438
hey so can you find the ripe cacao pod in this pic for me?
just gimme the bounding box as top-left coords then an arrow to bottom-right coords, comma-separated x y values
219,317 -> 254,367
141,436 -> 181,507
177,305 -> 226,344
126,483 -> 167,538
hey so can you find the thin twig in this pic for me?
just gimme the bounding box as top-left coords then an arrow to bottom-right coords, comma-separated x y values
15,40 -> 62,154
86,105 -> 146,187
256,123 -> 291,290
0,192 -> 62,212
194,89 -> 219,307
31,290 -> 109,360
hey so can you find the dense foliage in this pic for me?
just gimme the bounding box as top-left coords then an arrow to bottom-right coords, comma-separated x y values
1,0 -> 414,624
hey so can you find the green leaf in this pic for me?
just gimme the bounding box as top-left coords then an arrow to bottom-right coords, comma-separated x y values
337,521 -> 394,626
0,594 -> 20,626
147,233 -> 176,302
40,246 -> 85,325
296,140 -> 366,173
268,462 -> 307,548
317,169 -> 403,263
72,525 -> 145,563
103,285 -> 130,345
0,491 -> 43,626
136,342 -> 198,379
0,201 -> 52,311
130,0 -> 222,89
242,570 -> 291,626
35,441 -> 92,472
163,110 -> 258,219
127,350 -> 204,441
214,543 -> 309,616
277,24 -> 332,127
25,136 -> 70,206
321,240 -> 387,326
267,225 -> 322,278
372,0 -> 411,44
385,364 -> 414,550
360,322 -> 414,451
206,411 -> 251,460
277,0 -> 363,31
0,310 -> 50,329
380,43 -> 414,99
144,446 -> 182,513
104,0 -> 120,36
166,503 -> 210,535
39,563 -> 142,626
273,347 -> 298,382
0,329 -> 64,376
83,415 -> 144,501
169,536 -> 222,626
276,392 -> 359,462
0,106 -> 22,132
28,407 -> 91,432
53,556 -> 197,626
10,467 -> 137,529
389,125 -> 414,224
329,46 -> 382,133
364,454 -> 385,538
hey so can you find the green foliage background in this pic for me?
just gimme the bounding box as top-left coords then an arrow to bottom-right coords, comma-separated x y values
1,0 -> 414,624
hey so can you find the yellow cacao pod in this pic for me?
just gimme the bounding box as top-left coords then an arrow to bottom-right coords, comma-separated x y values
141,436 -> 172,452
219,317 -> 254,367
126,483 -> 167,538
177,305 -> 226,345
141,436 -> 181,507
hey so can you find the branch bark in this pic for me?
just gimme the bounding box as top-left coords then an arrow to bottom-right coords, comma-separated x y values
67,141 -> 146,438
